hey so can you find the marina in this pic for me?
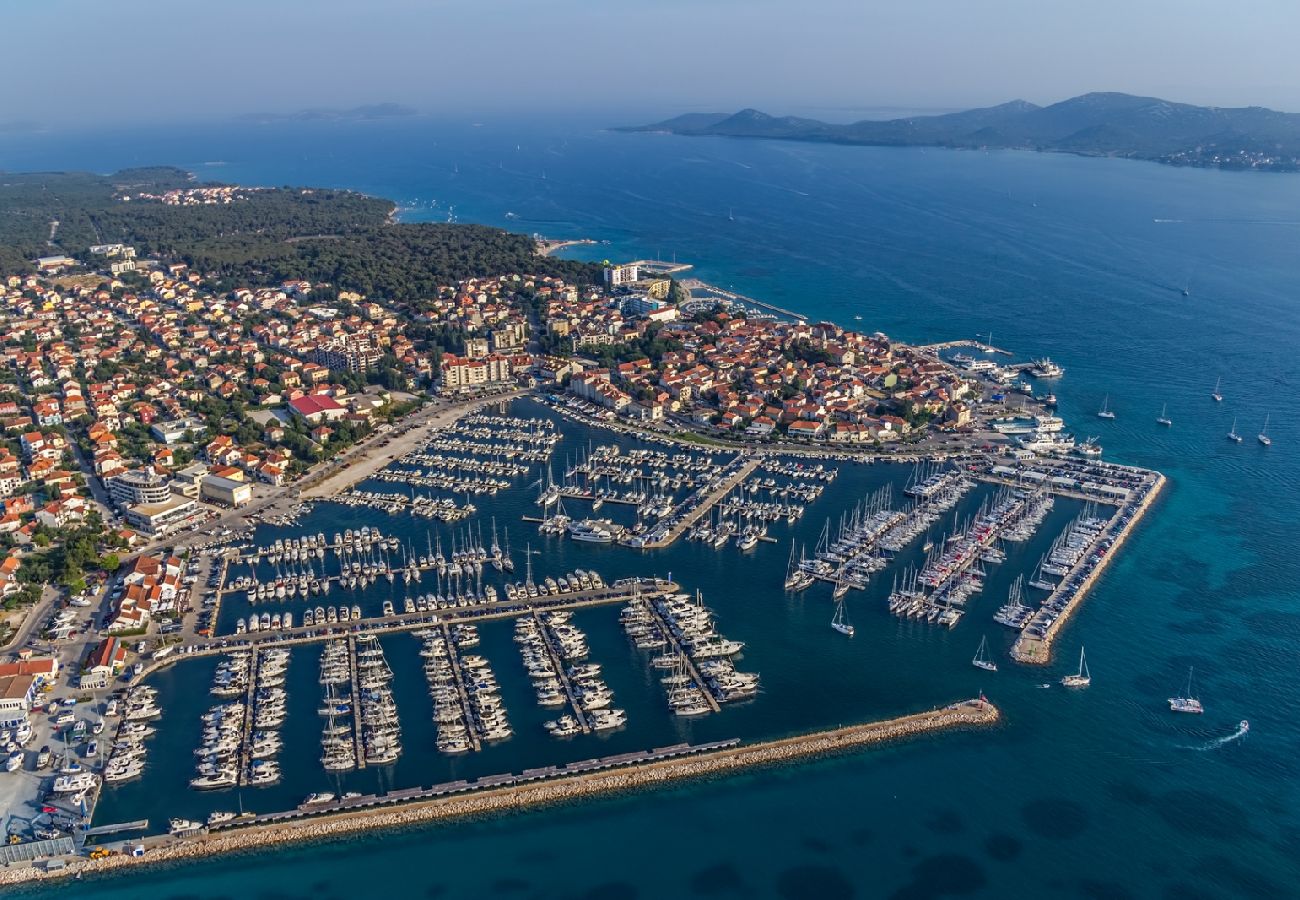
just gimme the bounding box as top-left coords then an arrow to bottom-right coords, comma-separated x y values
62,395 -> 1156,860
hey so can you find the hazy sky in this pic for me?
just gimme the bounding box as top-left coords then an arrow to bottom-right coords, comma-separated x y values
5,0 -> 1299,127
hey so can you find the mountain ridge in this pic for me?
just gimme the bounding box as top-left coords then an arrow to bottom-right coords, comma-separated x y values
618,93 -> 1300,171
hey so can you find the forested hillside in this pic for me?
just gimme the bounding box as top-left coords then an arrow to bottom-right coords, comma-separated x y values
0,167 -> 600,295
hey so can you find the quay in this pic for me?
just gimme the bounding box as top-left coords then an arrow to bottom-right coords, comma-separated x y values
439,623 -> 482,751
1011,471 -> 1165,665
532,611 -> 592,733
138,578 -> 682,684
639,594 -> 721,713
642,455 -> 761,549
22,700 -> 998,885
346,636 -> 367,768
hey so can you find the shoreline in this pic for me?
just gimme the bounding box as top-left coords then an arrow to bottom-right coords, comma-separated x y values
536,237 -> 597,257
1,699 -> 998,886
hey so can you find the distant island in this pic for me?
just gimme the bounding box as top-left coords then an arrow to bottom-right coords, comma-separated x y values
619,92 -> 1300,171
237,103 -> 419,124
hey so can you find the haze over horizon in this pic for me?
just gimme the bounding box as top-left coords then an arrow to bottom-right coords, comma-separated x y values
4,0 -> 1300,130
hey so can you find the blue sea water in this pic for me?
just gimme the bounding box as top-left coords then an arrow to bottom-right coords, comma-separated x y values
3,117 -> 1300,899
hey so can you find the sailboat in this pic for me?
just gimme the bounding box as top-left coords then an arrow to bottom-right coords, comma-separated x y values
1211,376 -> 1223,403
1061,646 -> 1091,687
830,596 -> 854,637
1227,418 -> 1243,443
1168,666 -> 1204,714
972,636 -> 997,672
1258,414 -> 1271,446
1097,395 -> 1115,420
1156,403 -> 1172,427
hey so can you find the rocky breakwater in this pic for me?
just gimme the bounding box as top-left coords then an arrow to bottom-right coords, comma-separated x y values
1,699 -> 998,886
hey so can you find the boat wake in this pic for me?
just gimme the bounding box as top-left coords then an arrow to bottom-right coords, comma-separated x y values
1186,720 -> 1249,751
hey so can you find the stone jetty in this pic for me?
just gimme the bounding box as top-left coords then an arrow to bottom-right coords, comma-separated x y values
0,699 -> 998,886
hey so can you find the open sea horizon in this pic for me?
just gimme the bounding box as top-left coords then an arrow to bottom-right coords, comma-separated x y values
2,116 -> 1299,899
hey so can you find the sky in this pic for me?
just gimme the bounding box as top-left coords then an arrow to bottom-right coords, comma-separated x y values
4,0 -> 1299,129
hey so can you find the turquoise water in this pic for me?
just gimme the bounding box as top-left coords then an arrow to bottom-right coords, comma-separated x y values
3,119 -> 1299,898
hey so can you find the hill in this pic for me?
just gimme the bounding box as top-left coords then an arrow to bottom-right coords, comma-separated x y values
0,167 -> 601,297
619,93 -> 1300,171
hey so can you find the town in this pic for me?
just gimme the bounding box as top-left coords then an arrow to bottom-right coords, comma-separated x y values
0,201 -> 1155,879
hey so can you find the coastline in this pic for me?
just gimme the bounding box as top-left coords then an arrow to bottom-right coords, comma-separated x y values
2,699 -> 998,886
536,237 -> 597,257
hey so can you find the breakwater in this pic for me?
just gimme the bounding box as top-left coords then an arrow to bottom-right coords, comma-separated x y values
1011,472 -> 1166,665
2,699 -> 998,886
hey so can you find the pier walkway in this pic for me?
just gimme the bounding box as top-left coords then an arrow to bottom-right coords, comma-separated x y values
642,456 -> 761,549
532,611 -> 591,733
142,579 -> 681,683
346,636 -> 366,769
439,624 -> 482,751
638,593 -> 721,713
236,651 -> 258,786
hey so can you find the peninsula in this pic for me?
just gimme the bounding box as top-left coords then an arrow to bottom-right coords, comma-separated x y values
620,91 -> 1300,172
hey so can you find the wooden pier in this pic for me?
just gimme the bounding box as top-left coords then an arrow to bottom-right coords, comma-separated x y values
346,635 -> 367,769
439,623 -> 482,751
639,594 -> 721,713
532,611 -> 592,733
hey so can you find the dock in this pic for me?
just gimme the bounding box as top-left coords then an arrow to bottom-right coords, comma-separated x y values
236,650 -> 259,786
1011,471 -> 1164,664
532,611 -> 592,733
915,339 -> 1013,356
79,820 -> 148,839
680,279 -> 807,321
642,455 -> 761,549
346,635 -> 366,768
639,594 -> 721,713
439,623 -> 482,751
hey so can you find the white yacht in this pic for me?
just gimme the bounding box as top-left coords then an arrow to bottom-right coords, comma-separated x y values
1168,667 -> 1204,714
972,635 -> 997,672
1060,647 -> 1091,687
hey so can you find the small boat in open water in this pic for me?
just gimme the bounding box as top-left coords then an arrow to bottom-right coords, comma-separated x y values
972,635 -> 997,672
1168,666 -> 1204,714
1061,647 -> 1091,687
831,597 -> 854,637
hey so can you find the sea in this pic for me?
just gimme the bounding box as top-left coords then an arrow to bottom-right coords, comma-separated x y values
2,116 -> 1299,899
